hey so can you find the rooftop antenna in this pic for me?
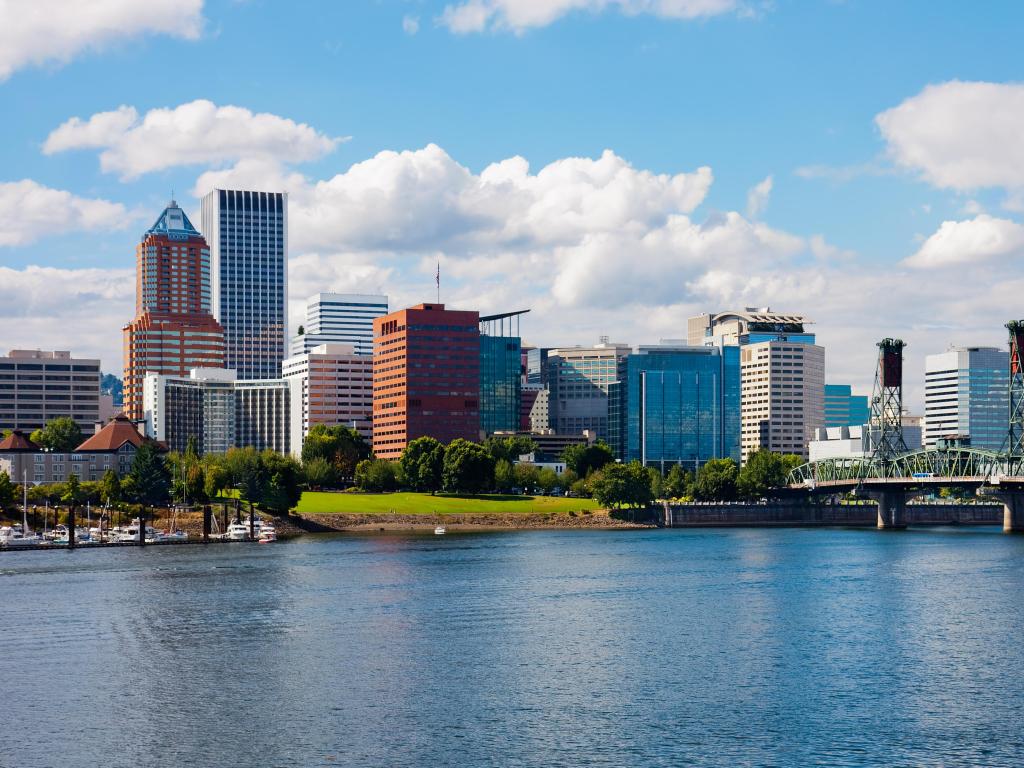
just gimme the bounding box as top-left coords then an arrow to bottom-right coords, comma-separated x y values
435,261 -> 440,304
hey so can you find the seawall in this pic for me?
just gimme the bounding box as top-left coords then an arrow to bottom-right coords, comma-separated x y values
663,502 -> 1003,527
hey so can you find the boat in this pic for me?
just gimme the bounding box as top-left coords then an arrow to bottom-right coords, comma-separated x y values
159,529 -> 189,542
434,525 -> 447,535
0,525 -> 44,548
112,518 -> 158,543
257,522 -> 277,543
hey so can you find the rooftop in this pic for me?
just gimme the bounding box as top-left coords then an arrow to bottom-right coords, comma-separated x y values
0,430 -> 40,452
75,415 -> 150,453
145,199 -> 203,241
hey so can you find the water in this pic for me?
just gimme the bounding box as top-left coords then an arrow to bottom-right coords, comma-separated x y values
3,528 -> 1024,767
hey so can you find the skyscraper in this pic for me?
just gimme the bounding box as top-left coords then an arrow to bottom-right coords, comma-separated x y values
290,293 -> 388,356
824,384 -> 870,428
545,342 -> 631,439
924,346 -> 1008,451
372,303 -> 480,459
201,188 -> 288,379
123,201 -> 225,420
479,312 -> 524,435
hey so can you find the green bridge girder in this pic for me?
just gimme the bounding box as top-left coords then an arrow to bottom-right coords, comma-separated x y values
786,447 -> 1024,487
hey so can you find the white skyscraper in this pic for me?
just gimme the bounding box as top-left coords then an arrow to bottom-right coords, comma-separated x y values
201,189 -> 289,380
924,346 -> 1008,451
290,293 -> 388,356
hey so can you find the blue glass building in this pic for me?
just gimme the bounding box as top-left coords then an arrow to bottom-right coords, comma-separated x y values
479,311 -> 526,435
824,384 -> 870,428
609,345 -> 741,470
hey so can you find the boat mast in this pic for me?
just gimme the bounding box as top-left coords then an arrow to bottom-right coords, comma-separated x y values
22,469 -> 28,535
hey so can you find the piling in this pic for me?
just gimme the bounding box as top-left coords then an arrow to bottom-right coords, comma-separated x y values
249,502 -> 255,541
203,505 -> 212,542
68,506 -> 76,549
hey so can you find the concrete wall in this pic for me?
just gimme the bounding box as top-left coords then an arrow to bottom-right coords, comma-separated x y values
663,502 -> 1002,527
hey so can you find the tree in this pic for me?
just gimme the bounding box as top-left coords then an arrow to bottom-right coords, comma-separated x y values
61,474 -> 83,509
514,463 -> 539,491
98,469 -> 121,505
589,461 -> 653,509
127,442 -> 171,506
737,450 -> 792,500
664,465 -> 692,499
0,471 -> 15,510
301,424 -> 370,486
260,450 -> 303,514
355,458 -> 400,492
400,436 -> 446,492
483,435 -> 538,464
691,458 -> 739,501
562,441 -> 614,478
168,438 -> 206,503
222,448 -> 267,506
537,467 -> 558,494
494,459 -> 515,493
30,416 -> 83,453
303,457 -> 334,489
648,467 -> 664,500
202,455 -> 228,500
442,439 -> 496,494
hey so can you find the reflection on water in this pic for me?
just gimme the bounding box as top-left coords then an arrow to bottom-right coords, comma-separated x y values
3,528 -> 1024,767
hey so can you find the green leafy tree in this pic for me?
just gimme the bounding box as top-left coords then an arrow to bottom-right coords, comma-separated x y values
303,456 -> 334,489
301,424 -> 370,486
222,448 -> 267,506
537,467 -> 558,494
664,465 -> 692,499
483,435 -> 538,464
691,458 -> 739,501
514,463 -> 539,491
127,442 -> 171,506
30,417 -> 83,453
260,450 -> 303,514
98,469 -> 121,505
355,458 -> 401,492
442,439 -> 496,494
399,436 -> 446,492
202,456 -> 228,500
168,438 -> 206,503
589,461 -> 653,509
562,441 -> 614,478
0,470 -> 15,510
737,450 -> 794,500
61,474 -> 83,510
494,459 -> 515,493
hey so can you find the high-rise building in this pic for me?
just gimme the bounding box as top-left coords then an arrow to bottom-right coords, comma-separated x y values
608,345 -> 741,470
143,368 -> 296,455
201,188 -> 288,380
545,342 -> 631,440
0,350 -> 102,432
282,343 -> 374,457
290,293 -> 388,356
687,308 -> 816,347
924,346 -> 1008,451
123,201 -> 225,420
372,303 -> 480,460
479,311 -> 526,435
824,384 -> 870,428
740,340 -> 825,461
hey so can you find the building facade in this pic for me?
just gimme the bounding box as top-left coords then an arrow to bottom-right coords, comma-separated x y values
0,350 -> 102,433
924,346 -> 1008,451
290,293 -> 388,357
545,342 -> 630,440
740,340 -> 825,461
143,368 -> 296,455
608,345 -> 741,469
201,188 -> 288,380
687,308 -> 817,347
282,343 -> 374,457
372,303 -> 481,460
479,332 -> 522,435
123,201 -> 225,420
824,384 -> 870,428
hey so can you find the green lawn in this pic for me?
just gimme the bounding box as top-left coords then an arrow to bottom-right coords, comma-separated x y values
295,491 -> 600,515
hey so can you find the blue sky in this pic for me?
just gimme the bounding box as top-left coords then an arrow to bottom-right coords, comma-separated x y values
2,0 -> 1024,407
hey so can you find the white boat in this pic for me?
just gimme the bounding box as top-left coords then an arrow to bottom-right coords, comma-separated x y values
113,518 -> 158,543
158,529 -> 189,542
0,525 -> 44,547
257,522 -> 277,543
434,525 -> 447,535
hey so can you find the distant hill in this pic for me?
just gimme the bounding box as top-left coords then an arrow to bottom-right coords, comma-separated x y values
100,373 -> 123,406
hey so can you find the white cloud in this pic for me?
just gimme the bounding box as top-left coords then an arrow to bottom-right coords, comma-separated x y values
904,214 -> 1024,269
745,174 -> 772,218
439,0 -> 739,34
0,180 -> 130,246
403,15 -> 421,34
44,100 -> 342,180
0,0 -> 203,81
876,81 -> 1024,192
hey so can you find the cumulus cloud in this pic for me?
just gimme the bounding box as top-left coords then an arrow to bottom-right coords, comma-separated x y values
904,214 -> 1024,269
876,81 -> 1024,192
0,0 -> 203,81
0,180 -> 131,246
44,100 -> 342,180
745,175 -> 772,218
439,0 -> 739,33
403,15 -> 421,34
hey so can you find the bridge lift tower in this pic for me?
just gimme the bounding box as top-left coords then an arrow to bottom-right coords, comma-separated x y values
994,320 -> 1024,531
866,338 -> 910,528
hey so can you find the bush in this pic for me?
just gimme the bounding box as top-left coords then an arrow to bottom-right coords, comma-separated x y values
355,459 -> 401,492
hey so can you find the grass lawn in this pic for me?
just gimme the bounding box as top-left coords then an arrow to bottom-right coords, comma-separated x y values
295,491 -> 601,516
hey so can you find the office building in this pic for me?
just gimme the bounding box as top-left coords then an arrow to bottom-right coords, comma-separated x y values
123,200 -> 226,420
824,384 -> 870,428
608,345 -> 741,469
924,346 -> 1008,451
143,368 -> 296,455
372,303 -> 481,460
740,340 -> 825,461
283,343 -> 374,457
479,311 -> 526,435
201,188 -> 288,379
810,422 -> 923,462
520,385 -> 549,432
0,350 -> 102,432
545,342 -> 631,439
687,308 -> 816,347
290,293 -> 388,356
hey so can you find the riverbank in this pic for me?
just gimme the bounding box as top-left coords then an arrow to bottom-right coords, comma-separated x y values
295,508 -> 653,531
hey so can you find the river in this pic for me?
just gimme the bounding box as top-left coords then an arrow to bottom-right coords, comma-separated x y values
3,527 -> 1023,767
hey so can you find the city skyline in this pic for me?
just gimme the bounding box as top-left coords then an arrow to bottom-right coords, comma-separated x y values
3,2 -> 1024,411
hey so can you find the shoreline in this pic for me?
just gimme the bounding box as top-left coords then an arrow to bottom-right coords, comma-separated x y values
294,510 -> 655,532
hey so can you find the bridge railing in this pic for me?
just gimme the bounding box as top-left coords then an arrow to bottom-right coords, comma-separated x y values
787,447 -> 1012,487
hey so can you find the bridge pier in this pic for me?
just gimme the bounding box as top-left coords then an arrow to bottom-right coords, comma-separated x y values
865,489 -> 908,530
1003,496 -> 1024,532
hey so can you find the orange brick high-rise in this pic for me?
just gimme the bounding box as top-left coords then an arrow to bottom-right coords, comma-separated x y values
123,201 -> 225,420
372,303 -> 480,459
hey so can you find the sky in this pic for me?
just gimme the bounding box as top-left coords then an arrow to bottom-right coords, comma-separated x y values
2,0 -> 1024,410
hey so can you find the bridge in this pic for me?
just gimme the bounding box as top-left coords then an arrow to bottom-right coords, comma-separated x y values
787,323 -> 1024,531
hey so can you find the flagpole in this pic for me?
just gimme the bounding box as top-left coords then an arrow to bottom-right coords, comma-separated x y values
436,261 -> 440,303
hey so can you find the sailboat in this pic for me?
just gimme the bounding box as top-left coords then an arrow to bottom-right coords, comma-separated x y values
0,471 -> 43,547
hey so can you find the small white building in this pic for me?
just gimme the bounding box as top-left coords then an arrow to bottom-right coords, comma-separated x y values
809,421 -> 923,462
516,452 -> 566,474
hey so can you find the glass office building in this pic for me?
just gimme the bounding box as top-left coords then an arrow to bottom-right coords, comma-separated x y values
824,384 -> 870,428
924,346 -> 1008,450
201,189 -> 288,380
479,334 -> 522,435
609,345 -> 741,470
